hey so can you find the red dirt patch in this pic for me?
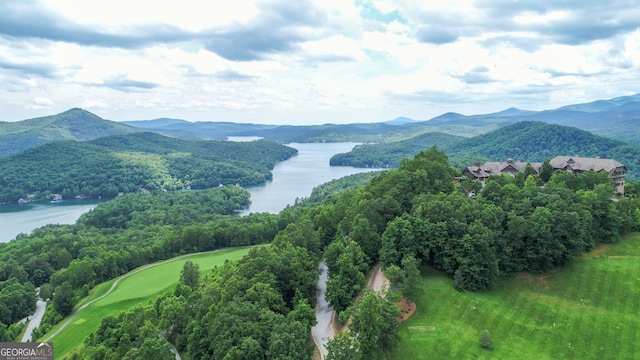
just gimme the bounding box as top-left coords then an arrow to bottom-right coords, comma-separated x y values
397,297 -> 416,322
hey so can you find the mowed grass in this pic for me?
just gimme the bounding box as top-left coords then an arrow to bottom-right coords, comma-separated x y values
390,233 -> 640,360
46,247 -> 255,359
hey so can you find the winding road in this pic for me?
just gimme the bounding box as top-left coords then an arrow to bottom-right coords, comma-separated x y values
21,300 -> 46,342
312,262 -> 334,359
312,262 -> 390,359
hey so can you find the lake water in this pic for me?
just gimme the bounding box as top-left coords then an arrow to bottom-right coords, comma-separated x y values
240,142 -> 381,215
0,200 -> 105,243
0,142 -> 381,243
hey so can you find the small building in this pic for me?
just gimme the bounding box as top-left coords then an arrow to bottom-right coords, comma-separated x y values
549,155 -> 626,194
462,158 -> 541,182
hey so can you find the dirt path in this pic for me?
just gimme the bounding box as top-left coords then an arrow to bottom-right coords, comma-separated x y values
367,263 -> 390,294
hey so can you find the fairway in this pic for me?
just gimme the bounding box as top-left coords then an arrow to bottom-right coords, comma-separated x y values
389,233 -> 640,360
44,247 -> 255,359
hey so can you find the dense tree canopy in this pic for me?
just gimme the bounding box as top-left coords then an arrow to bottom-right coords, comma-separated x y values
0,132 -> 297,203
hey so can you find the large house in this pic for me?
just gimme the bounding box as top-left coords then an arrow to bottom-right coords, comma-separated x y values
463,155 -> 627,194
462,158 -> 541,182
549,155 -> 627,194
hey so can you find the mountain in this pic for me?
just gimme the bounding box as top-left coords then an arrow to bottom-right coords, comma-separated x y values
421,93 -> 640,143
122,119 -> 279,140
0,108 -> 140,157
384,117 -> 417,125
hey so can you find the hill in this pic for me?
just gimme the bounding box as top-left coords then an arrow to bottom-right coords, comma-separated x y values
448,121 -> 640,180
0,108 -> 140,157
0,132 -> 297,203
330,132 -> 465,168
330,121 -> 640,181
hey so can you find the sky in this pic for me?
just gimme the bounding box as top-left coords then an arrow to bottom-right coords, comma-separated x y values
0,0 -> 639,124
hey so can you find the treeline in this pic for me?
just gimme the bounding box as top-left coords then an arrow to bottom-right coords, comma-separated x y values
0,186 -> 292,338
0,132 -> 297,203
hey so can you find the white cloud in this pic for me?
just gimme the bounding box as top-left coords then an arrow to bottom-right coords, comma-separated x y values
0,0 -> 637,123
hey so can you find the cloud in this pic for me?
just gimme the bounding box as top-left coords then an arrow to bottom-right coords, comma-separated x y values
25,96 -> 55,110
454,66 -> 495,84
0,2 -> 197,49
213,70 -> 256,81
203,1 -> 328,60
0,59 -> 59,78
415,25 -> 459,44
98,76 -> 160,91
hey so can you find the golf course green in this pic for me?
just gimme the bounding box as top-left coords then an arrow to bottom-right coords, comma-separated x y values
44,246 -> 256,358
389,233 -> 640,360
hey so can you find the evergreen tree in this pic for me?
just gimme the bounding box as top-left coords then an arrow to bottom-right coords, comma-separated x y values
480,329 -> 493,349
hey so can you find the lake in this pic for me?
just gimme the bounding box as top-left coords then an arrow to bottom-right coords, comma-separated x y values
0,142 -> 381,243
0,200 -> 105,243
240,142 -> 381,215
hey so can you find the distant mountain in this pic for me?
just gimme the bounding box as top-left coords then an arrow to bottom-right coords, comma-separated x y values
384,117 -> 417,125
421,93 -> 640,143
0,108 -> 140,157
122,119 -> 279,140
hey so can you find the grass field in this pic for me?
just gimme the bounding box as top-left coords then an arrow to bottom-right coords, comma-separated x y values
45,247 -> 255,359
389,233 -> 640,360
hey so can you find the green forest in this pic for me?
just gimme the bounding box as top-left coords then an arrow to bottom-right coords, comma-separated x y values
2,145 -> 639,359
330,121 -> 640,180
0,132 -> 297,203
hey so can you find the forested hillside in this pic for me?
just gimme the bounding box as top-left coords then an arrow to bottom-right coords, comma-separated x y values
329,132 -> 464,168
448,121 -> 640,179
331,121 -> 640,181
0,132 -> 297,203
0,108 -> 140,157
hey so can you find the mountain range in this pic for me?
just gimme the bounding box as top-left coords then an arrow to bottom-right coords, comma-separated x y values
1,93 -> 638,162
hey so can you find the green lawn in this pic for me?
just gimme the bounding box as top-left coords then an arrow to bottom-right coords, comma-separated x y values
389,233 -> 640,360
45,247 -> 255,359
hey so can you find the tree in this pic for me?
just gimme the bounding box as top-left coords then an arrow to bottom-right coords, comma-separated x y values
180,260 -> 200,289
400,256 -> 422,302
325,240 -> 367,314
53,282 -> 75,316
480,329 -> 493,349
326,332 -> 361,360
539,159 -> 554,182
349,289 -> 401,359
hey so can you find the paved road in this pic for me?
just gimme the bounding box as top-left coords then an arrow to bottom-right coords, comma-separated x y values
312,262 -> 334,359
21,300 -> 47,342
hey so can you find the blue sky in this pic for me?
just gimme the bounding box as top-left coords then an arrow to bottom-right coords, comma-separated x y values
0,0 -> 639,124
